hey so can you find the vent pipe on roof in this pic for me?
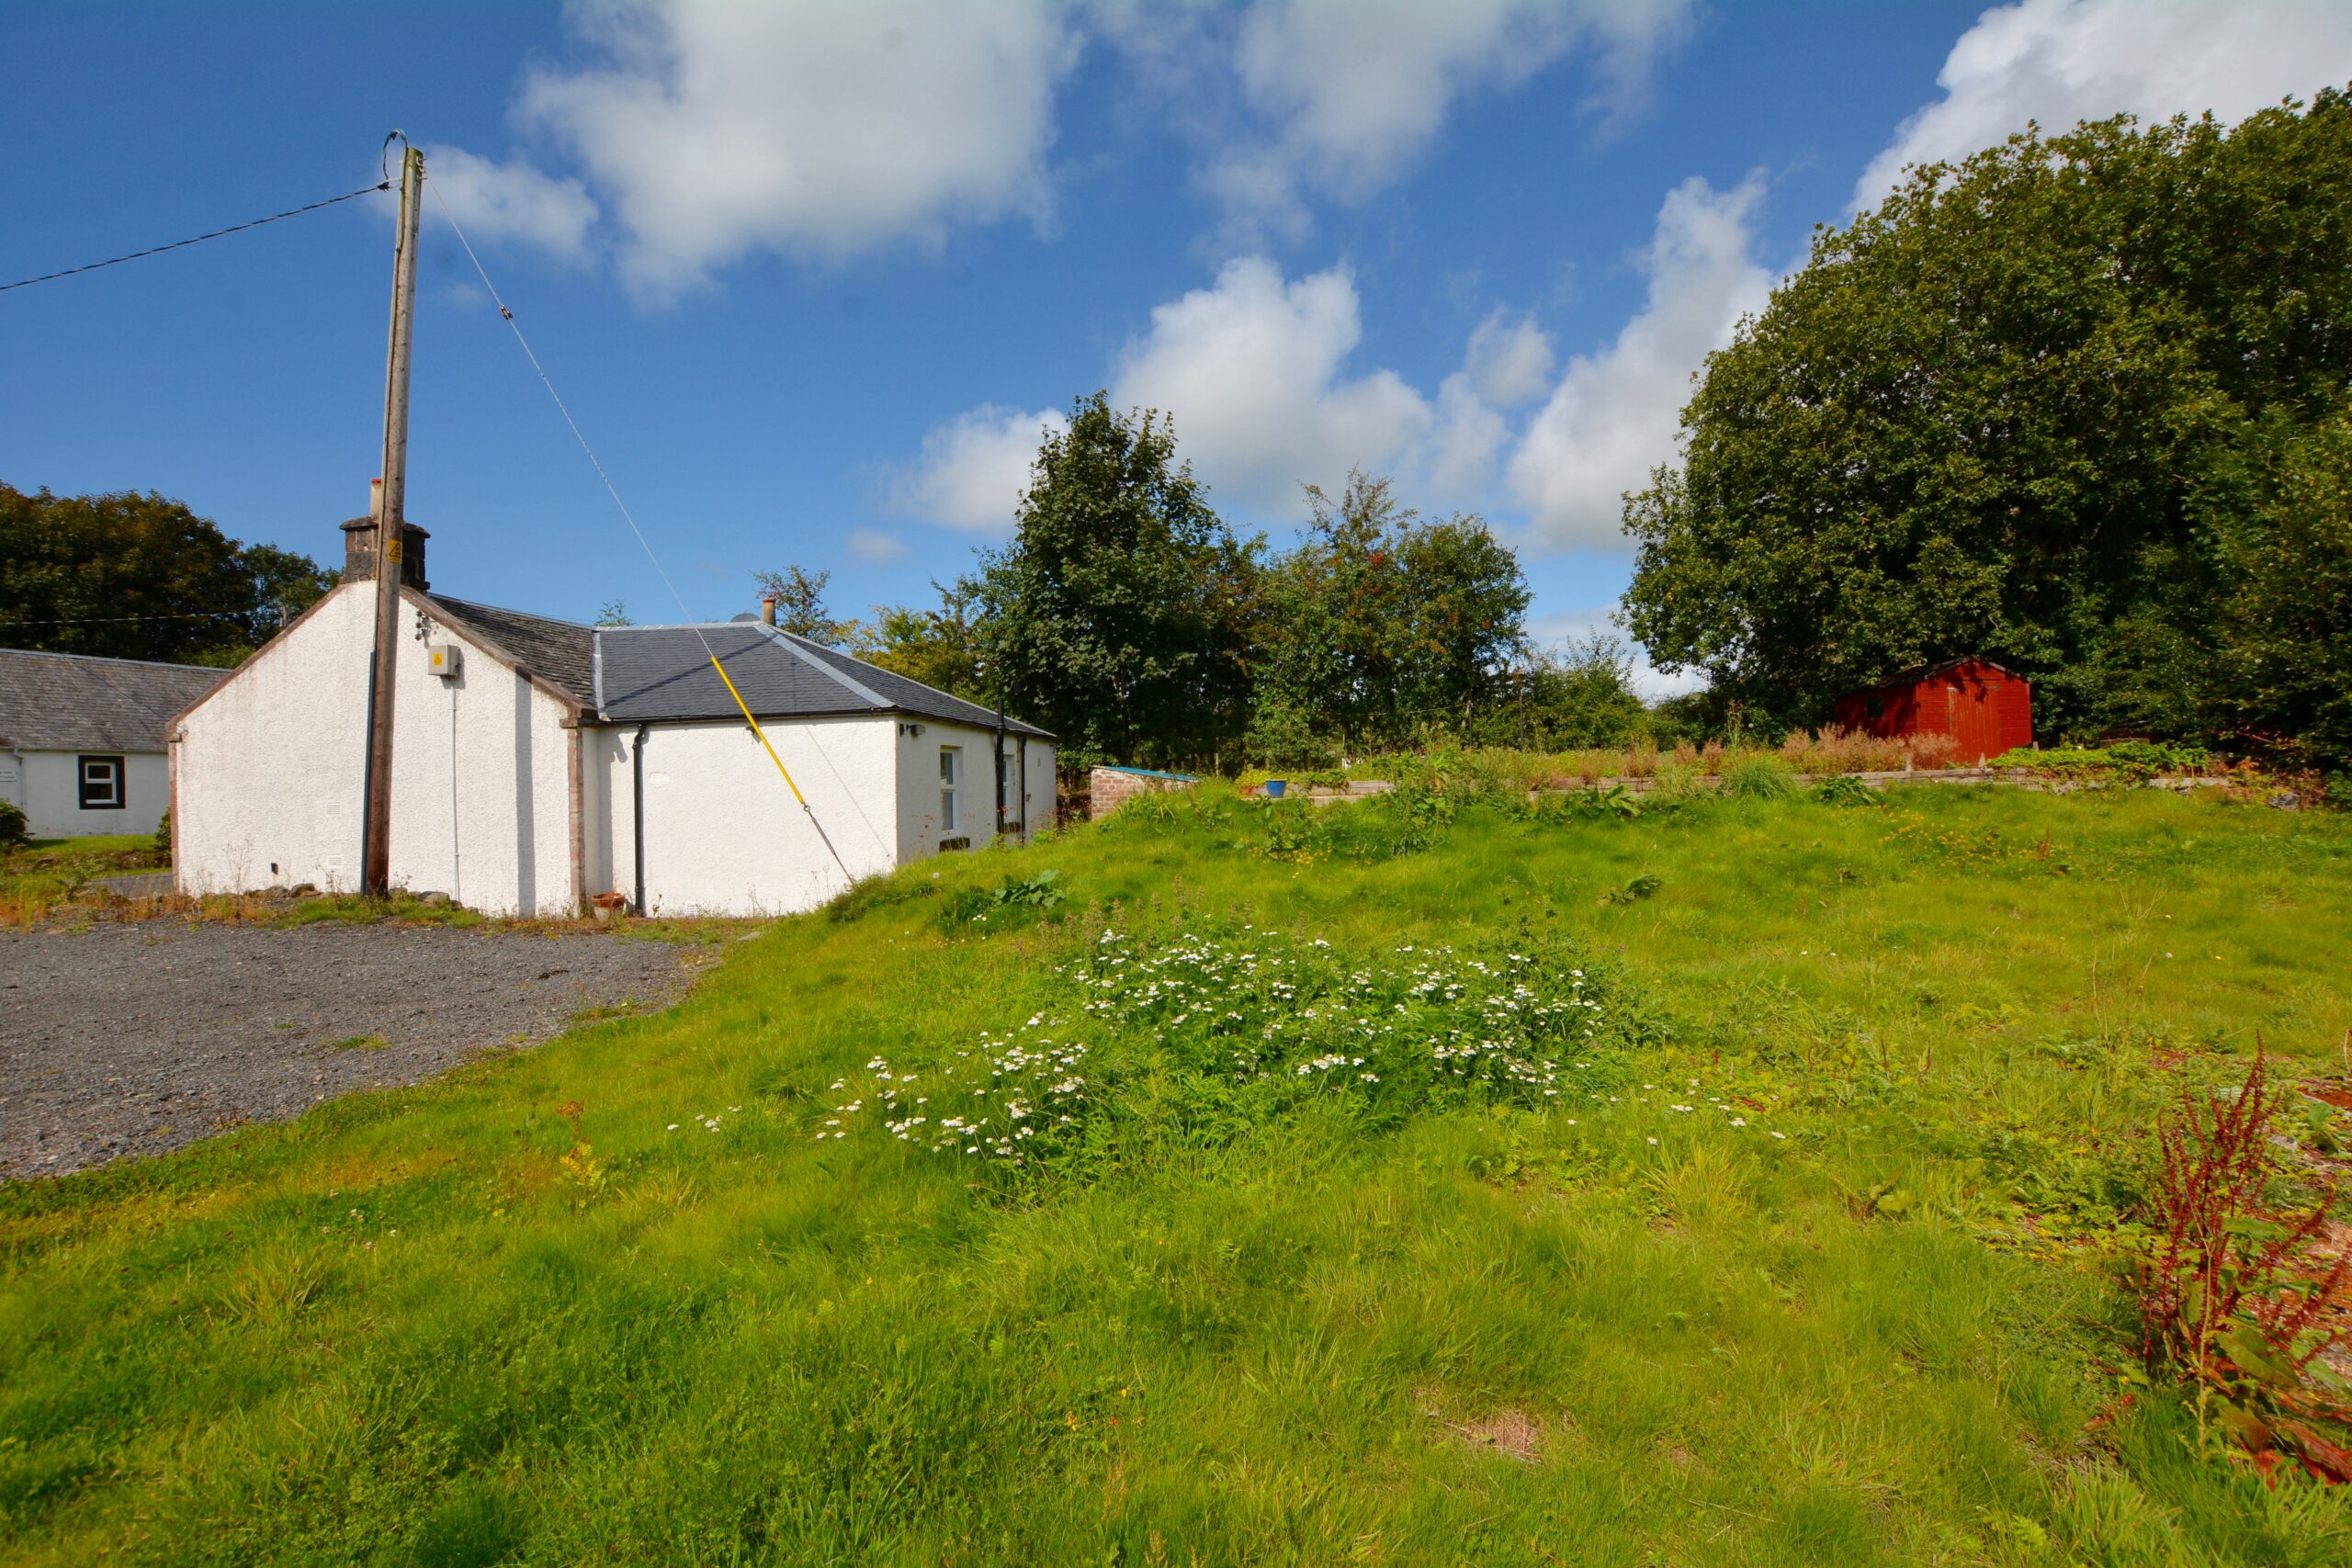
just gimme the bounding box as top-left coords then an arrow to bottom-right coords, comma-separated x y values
759,592 -> 778,627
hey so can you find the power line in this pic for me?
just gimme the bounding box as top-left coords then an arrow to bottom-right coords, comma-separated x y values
423,173 -> 862,884
0,182 -> 391,295
0,611 -> 266,627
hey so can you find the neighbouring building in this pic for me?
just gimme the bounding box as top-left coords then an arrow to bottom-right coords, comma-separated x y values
0,649 -> 229,839
1832,657 -> 2033,763
170,497 -> 1054,916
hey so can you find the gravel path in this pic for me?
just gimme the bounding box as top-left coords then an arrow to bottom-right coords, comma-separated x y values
0,922 -> 709,1179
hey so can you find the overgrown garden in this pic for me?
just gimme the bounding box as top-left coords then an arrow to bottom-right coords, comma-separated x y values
4,782 -> 2347,1563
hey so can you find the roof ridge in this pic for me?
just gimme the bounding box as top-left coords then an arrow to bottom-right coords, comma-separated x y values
425,592 -> 591,631
758,626 -> 889,707
0,647 -> 232,674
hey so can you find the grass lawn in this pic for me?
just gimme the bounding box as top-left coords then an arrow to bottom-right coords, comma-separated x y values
3,784 -> 2348,1565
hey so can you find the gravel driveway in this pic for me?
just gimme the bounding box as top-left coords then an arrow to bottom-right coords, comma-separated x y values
0,922 -> 709,1179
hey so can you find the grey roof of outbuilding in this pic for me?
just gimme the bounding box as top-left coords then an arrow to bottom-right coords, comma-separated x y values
0,649 -> 230,751
594,623 -> 1052,737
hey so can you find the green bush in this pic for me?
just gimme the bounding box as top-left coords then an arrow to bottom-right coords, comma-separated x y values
1724,757 -> 1796,800
0,799 -> 26,848
1813,773 -> 1884,807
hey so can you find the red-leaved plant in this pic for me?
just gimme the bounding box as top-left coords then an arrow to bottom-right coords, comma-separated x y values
2133,1043 -> 2352,1482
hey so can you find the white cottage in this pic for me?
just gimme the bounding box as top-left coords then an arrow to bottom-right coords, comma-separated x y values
0,649 -> 227,839
170,508 -> 1054,916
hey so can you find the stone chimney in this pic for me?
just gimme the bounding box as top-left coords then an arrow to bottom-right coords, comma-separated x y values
340,478 -> 430,590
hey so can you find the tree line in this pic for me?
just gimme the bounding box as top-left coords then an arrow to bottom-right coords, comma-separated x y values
756,393 -> 1651,773
1624,86 -> 2352,772
0,483 -> 338,667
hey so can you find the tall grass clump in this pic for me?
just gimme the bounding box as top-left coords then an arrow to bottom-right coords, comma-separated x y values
1724,757 -> 1796,800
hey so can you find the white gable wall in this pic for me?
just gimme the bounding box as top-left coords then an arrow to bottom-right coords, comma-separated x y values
174,585 -> 373,894
175,582 -> 582,915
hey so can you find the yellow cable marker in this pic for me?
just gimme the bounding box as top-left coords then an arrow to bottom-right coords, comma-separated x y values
707,655 -> 811,807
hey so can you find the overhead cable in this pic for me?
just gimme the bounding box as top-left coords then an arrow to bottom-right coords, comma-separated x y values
0,182 -> 392,295
422,172 -> 858,885
0,611 -> 265,627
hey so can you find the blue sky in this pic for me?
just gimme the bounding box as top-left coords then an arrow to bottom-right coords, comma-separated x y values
7,2 -> 2349,690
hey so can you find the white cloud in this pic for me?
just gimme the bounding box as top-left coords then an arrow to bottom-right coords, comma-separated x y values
1508,175 -> 1771,549
1111,255 -> 1432,511
519,0 -> 1080,295
1461,308 -> 1554,407
847,526 -> 909,564
1421,374 -> 1512,502
892,404 -> 1068,533
420,145 -> 599,262
1856,0 -> 2352,204
1200,0 -> 1694,242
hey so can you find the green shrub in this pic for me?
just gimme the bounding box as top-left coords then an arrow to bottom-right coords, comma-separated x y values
151,809 -> 172,858
1724,758 -> 1795,800
1991,742 -> 2211,783
0,800 -> 26,848
1814,774 -> 1884,807
938,868 -> 1067,935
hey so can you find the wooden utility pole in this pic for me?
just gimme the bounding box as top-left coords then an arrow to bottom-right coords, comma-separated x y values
361,140 -> 423,896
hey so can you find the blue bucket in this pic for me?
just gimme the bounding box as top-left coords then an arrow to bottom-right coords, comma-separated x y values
1264,778 -> 1287,799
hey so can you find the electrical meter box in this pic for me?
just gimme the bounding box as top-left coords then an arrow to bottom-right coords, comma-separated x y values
427,644 -> 462,680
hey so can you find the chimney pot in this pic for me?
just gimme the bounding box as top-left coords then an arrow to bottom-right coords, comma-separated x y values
369,478 -> 384,520
760,593 -> 779,627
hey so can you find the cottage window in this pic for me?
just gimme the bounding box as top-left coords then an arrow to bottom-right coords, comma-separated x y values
939,746 -> 961,834
79,754 -> 125,810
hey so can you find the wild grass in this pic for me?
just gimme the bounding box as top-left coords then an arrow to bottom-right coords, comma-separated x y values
2,784 -> 2349,1563
0,833 -> 163,926
1331,728 -> 1964,793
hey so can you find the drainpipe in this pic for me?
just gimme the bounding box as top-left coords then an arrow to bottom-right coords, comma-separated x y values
1016,734 -> 1028,841
632,724 -> 650,916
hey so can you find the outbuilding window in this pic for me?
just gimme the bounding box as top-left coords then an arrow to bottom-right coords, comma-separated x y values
79,754 -> 125,810
939,746 -> 961,833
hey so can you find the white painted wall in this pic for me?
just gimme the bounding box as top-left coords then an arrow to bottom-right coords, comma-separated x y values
2,749 -> 170,839
617,715 -> 899,917
175,583 -> 582,915
386,610 -> 581,917
175,586 -> 373,895
891,720 -> 1056,860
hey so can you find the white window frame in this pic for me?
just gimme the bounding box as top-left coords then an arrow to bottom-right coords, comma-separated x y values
78,754 -> 125,810
938,746 -> 961,834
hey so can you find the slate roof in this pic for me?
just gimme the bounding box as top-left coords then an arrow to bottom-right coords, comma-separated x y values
410,593 -> 1049,737
0,649 -> 230,751
424,594 -> 597,709
594,623 -> 1053,737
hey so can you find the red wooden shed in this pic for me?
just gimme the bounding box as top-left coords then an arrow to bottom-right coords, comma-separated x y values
1831,657 -> 2033,763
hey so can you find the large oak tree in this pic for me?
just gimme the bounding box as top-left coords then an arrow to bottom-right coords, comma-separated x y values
1623,88 -> 2352,758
